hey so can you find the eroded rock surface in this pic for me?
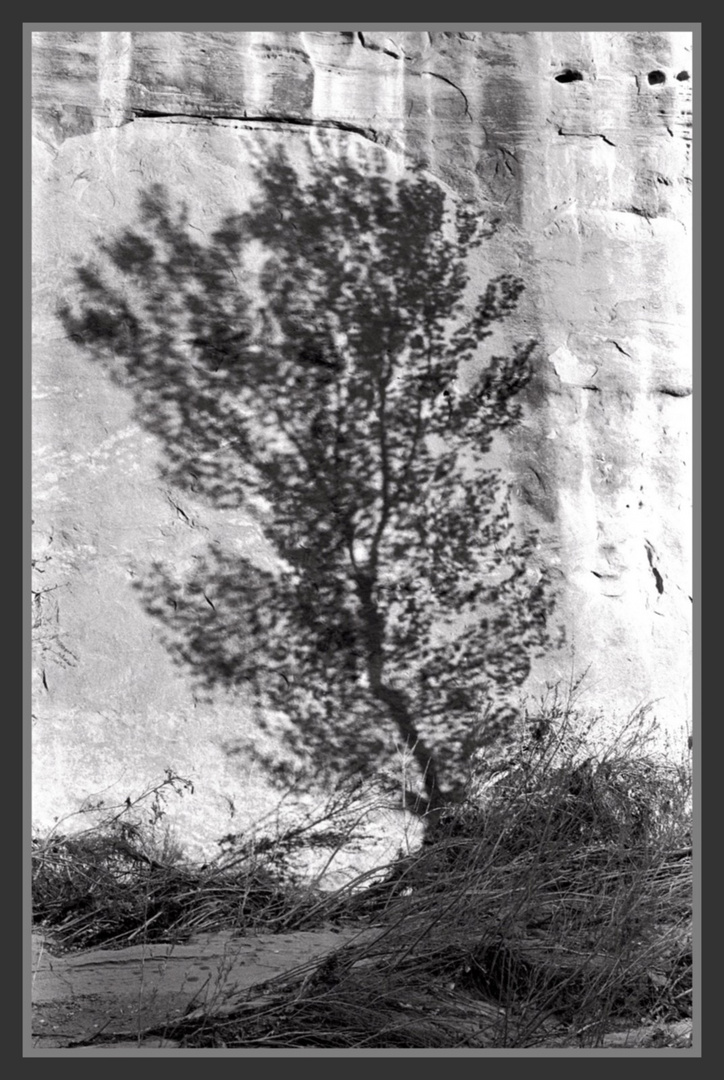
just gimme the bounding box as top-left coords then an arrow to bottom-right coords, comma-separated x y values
32,30 -> 693,855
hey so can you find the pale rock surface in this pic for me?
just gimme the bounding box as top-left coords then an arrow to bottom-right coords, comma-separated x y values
31,30 -> 693,857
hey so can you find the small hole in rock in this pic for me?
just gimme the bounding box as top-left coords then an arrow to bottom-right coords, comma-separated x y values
676,70 -> 690,81
555,69 -> 583,83
648,70 -> 666,85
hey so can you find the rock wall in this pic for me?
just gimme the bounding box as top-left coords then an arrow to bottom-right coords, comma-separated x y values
32,30 -> 693,856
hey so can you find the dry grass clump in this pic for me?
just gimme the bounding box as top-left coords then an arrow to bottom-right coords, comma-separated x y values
31,772 -> 381,952
32,830 -> 327,952
158,703 -> 692,1049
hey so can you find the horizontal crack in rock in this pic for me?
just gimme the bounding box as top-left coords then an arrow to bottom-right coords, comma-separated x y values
557,127 -> 616,147
130,109 -> 378,142
658,386 -> 692,397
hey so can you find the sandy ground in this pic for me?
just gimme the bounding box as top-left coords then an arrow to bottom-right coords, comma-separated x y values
30,925 -> 373,1050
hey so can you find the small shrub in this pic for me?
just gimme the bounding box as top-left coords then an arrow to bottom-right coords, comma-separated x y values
31,771 -> 392,951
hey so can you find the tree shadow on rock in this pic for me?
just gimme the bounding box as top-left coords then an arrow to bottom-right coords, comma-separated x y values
58,145 -> 555,821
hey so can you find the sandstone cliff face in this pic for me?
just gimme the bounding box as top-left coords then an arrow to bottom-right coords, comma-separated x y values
32,30 -> 693,856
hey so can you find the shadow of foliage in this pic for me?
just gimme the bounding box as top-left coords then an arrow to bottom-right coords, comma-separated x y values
58,145 -> 555,817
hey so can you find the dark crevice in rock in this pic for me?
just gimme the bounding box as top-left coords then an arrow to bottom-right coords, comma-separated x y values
676,71 -> 690,81
130,109 -> 379,143
607,340 -> 632,358
202,591 -> 216,612
648,70 -> 667,85
645,541 -> 665,596
497,146 -> 519,177
164,491 -> 195,528
625,205 -> 656,219
420,71 -> 472,121
658,386 -> 692,398
557,127 -> 616,147
356,31 -> 403,61
555,69 -> 583,83
528,465 -> 546,492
